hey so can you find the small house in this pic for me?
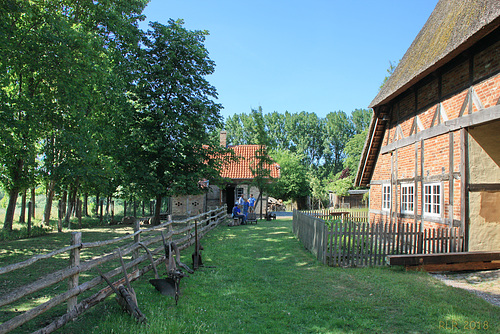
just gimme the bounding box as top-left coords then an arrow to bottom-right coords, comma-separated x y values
171,131 -> 280,218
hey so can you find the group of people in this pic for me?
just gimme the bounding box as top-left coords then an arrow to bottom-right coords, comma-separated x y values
231,194 -> 256,225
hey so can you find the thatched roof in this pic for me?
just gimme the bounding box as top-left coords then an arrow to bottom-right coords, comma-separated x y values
370,0 -> 500,108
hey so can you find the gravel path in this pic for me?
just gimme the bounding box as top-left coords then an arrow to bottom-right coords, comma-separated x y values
431,269 -> 500,308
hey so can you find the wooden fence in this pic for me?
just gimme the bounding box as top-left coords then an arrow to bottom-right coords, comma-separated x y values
293,210 -> 465,267
326,220 -> 465,267
0,206 -> 227,334
304,209 -> 369,224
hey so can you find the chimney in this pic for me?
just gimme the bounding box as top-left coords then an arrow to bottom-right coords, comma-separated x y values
220,130 -> 227,147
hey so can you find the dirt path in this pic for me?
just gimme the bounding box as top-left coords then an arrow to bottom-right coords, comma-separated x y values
431,269 -> 500,308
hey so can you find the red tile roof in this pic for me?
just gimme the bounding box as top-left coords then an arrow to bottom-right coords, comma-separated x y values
220,145 -> 280,180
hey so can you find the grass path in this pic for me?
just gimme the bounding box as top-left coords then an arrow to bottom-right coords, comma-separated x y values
29,219 -> 500,333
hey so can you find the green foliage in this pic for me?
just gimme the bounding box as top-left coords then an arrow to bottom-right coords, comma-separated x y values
380,60 -> 399,89
270,149 -> 310,201
225,108 -> 372,204
343,129 -> 369,174
1,0 -> 148,229
327,175 -> 353,197
0,224 -> 52,242
0,195 -> 8,209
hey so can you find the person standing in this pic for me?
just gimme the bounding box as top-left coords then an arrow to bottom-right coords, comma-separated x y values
237,194 -> 244,207
248,194 -> 256,212
243,198 -> 249,217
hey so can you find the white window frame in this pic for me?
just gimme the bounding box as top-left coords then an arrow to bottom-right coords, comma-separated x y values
382,184 -> 391,211
400,183 -> 415,214
424,182 -> 442,217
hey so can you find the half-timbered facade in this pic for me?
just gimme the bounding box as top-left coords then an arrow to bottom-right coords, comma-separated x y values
356,0 -> 500,251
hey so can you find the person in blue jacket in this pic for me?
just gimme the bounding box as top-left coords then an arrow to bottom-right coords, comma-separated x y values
232,203 -> 246,224
243,198 -> 249,217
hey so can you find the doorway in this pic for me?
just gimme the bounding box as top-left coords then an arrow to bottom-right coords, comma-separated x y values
226,185 -> 235,213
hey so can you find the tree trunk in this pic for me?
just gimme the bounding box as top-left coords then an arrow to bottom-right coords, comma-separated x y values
19,190 -> 27,224
62,190 -> 68,218
124,201 -> 127,216
153,194 -> 162,225
105,196 -> 110,217
31,187 -> 36,218
64,188 -> 77,227
77,198 -> 82,228
43,180 -> 56,225
57,200 -> 63,232
95,193 -> 100,216
99,198 -> 103,223
259,187 -> 264,219
27,201 -> 32,236
84,193 -> 89,217
3,188 -> 19,231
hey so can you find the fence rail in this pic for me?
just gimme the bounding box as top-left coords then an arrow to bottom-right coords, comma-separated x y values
304,209 -> 369,224
293,210 -> 465,267
0,206 -> 227,334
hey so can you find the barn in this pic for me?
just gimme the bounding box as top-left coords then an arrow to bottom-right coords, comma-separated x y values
356,0 -> 500,251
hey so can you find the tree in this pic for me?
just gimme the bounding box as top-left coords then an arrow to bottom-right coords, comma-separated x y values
284,111 -> 325,168
270,149 -> 310,205
128,19 -> 225,224
35,0 -> 147,226
323,111 -> 355,177
380,60 -> 399,89
350,109 -> 372,135
248,107 -> 276,218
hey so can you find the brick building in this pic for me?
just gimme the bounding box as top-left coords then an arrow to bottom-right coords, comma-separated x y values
356,0 -> 500,251
171,131 -> 280,218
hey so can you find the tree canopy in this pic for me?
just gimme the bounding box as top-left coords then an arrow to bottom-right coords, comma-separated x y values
0,2 -> 229,230
224,108 -> 372,207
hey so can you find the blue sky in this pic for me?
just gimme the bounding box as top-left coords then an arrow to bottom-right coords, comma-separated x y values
140,0 -> 439,120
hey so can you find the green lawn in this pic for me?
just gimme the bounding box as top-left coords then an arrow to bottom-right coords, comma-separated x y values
53,218 -> 499,334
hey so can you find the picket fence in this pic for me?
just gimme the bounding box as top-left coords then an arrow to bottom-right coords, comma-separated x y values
293,210 -> 465,267
0,207 -> 227,334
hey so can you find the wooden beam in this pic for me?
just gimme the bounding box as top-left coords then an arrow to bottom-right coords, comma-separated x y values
388,251 -> 500,266
406,261 -> 500,272
381,105 -> 500,154
468,183 -> 500,192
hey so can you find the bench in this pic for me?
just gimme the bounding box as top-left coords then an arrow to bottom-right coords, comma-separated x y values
246,212 -> 257,224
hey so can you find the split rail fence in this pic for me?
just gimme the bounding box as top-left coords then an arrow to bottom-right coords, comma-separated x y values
293,210 -> 465,267
0,206 -> 227,334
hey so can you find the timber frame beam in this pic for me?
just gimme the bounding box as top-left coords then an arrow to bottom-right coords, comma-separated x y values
380,105 -> 500,154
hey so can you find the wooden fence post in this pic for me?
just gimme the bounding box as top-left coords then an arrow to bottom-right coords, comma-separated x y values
68,232 -> 81,312
133,220 -> 140,272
